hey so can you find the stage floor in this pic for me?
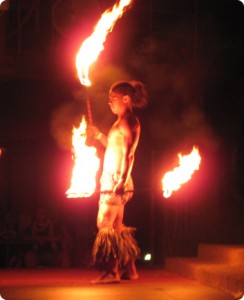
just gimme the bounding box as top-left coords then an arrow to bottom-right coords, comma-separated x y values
0,267 -> 235,300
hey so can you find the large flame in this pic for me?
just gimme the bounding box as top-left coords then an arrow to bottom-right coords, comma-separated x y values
76,0 -> 133,86
66,116 -> 100,198
162,146 -> 201,198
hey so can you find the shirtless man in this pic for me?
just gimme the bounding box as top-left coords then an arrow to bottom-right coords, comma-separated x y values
90,81 -> 147,284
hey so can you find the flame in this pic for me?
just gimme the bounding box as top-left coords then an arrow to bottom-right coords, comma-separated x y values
162,146 -> 201,198
0,0 -> 6,6
76,0 -> 133,86
66,116 -> 100,198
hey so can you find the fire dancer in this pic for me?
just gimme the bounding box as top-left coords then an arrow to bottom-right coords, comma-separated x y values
90,80 -> 147,284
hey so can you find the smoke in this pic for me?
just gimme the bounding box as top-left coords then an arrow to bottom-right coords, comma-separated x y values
50,63 -> 132,150
127,34 -> 218,152
50,100 -> 85,151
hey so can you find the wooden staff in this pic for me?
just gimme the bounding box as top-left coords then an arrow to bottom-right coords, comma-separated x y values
86,87 -> 93,125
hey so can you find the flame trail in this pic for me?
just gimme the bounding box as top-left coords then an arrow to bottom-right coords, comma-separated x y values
162,146 -> 201,198
76,0 -> 133,86
66,116 -> 100,198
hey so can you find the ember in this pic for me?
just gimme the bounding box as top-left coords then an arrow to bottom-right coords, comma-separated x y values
162,146 -> 201,198
66,116 -> 100,198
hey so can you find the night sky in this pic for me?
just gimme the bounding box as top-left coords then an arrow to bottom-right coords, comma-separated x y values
0,0 -> 244,263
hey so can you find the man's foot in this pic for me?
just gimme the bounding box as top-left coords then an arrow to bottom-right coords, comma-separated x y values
120,271 -> 139,280
90,272 -> 120,284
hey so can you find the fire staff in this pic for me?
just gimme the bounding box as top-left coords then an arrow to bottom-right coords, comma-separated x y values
90,80 -> 148,284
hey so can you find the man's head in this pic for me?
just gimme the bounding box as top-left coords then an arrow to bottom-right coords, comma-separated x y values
108,90 -> 131,115
110,81 -> 148,109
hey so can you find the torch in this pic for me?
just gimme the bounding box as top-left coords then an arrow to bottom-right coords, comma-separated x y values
66,0 -> 133,198
75,0 -> 133,123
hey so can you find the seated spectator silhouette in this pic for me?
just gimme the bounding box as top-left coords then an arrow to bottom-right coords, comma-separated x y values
25,207 -> 72,268
8,212 -> 32,267
0,212 -> 18,267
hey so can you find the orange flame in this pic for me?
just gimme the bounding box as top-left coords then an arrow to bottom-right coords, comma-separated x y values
66,116 -> 100,198
162,146 -> 201,198
76,0 -> 133,86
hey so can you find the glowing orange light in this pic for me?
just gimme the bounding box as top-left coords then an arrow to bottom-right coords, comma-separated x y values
66,116 -> 100,198
76,0 -> 133,86
162,146 -> 201,198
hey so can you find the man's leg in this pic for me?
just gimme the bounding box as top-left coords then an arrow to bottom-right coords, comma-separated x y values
97,203 -> 119,229
121,259 -> 139,280
91,203 -> 121,284
113,204 -> 124,233
115,205 -> 139,280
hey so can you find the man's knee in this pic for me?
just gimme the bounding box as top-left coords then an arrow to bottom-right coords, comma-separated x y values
97,204 -> 116,229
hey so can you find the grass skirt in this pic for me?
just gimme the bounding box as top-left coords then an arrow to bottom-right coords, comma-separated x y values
91,227 -> 140,269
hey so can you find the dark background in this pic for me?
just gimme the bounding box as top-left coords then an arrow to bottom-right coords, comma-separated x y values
0,0 -> 244,266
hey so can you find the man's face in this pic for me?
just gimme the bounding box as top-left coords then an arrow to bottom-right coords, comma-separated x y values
108,91 -> 126,115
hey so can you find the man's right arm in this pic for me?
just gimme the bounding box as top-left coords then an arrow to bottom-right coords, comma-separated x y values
88,125 -> 108,147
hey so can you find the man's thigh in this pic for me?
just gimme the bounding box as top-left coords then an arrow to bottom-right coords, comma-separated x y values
114,205 -> 125,232
97,203 -> 119,228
